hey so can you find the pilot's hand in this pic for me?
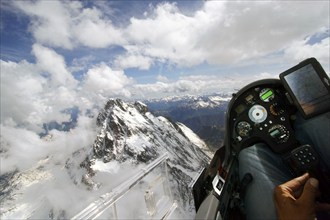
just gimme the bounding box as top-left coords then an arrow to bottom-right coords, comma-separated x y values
274,173 -> 330,220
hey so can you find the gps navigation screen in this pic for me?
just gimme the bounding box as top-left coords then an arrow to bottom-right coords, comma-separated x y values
284,64 -> 330,116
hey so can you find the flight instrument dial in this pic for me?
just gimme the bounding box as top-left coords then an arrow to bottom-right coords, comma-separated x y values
248,105 -> 268,123
260,88 -> 275,102
236,121 -> 252,137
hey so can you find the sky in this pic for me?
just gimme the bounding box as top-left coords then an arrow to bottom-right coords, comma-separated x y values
0,1 -> 329,172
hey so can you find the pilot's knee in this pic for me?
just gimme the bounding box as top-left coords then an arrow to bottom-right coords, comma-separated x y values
238,143 -> 267,160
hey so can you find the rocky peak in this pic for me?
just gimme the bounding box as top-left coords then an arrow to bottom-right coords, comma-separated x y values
91,99 -> 210,167
134,101 -> 148,114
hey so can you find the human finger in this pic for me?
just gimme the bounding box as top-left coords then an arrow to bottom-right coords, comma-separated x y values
282,173 -> 309,192
299,178 -> 318,205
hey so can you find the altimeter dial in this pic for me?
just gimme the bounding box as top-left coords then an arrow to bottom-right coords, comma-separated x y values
248,105 -> 268,124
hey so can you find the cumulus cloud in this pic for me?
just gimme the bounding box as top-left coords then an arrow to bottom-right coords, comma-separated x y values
1,60 -> 54,132
13,1 -> 124,49
0,45 -> 133,134
32,44 -> 78,88
82,63 -> 133,99
0,120 -> 96,173
73,7 -> 125,48
13,0 -> 74,49
284,37 -> 330,72
124,1 -> 329,66
125,2 -> 204,67
114,54 -> 153,70
0,43 -> 86,133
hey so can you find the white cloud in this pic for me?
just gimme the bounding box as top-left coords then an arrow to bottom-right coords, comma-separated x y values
14,1 -> 124,49
82,63 -> 133,101
14,0 -> 74,49
73,7 -> 125,48
1,60 -> 47,131
0,113 -> 97,178
198,2 -> 329,65
284,37 -> 330,72
1,124 -> 47,172
124,1 -> 329,67
32,44 -> 78,88
0,59 -> 77,132
1,46 -> 136,134
114,54 -> 153,70
125,2 -> 205,67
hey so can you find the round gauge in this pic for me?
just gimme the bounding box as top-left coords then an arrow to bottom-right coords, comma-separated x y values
248,105 -> 268,123
236,121 -> 252,137
270,102 -> 284,116
259,88 -> 274,102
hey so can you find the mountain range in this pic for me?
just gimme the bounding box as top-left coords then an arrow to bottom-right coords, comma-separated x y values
145,93 -> 231,150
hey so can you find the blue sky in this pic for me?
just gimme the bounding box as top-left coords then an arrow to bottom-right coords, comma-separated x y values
1,0 -> 329,132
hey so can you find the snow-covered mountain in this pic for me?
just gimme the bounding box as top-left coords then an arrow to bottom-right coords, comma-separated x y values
145,94 -> 231,150
146,93 -> 231,110
1,99 -> 212,219
91,99 -> 213,162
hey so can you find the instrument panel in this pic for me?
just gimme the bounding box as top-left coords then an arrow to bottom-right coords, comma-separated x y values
229,83 -> 297,154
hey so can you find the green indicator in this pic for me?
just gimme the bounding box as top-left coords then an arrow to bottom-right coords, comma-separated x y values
270,129 -> 280,137
261,90 -> 273,100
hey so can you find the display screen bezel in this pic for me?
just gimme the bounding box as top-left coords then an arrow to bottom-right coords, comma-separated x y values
279,58 -> 330,119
